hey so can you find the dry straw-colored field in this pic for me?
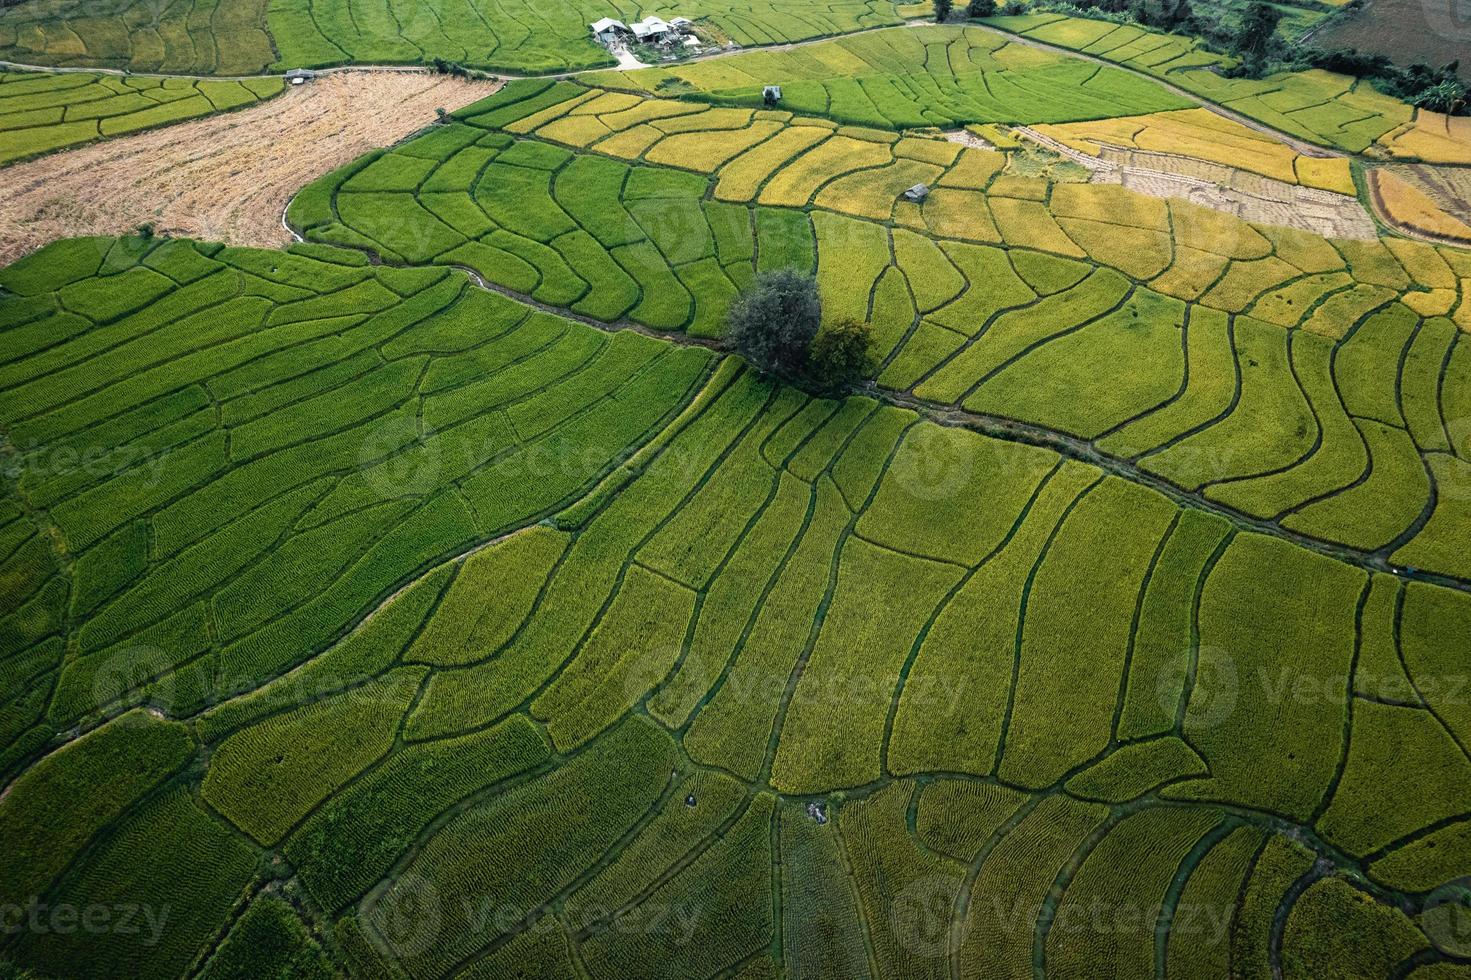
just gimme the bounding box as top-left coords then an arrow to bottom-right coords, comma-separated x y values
0,72 -> 498,265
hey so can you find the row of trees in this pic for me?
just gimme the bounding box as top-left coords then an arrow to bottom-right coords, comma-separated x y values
933,0 -> 1026,21
1217,1 -> 1464,112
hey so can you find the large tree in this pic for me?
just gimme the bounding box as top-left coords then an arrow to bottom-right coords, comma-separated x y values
1234,1 -> 1281,73
725,270 -> 823,378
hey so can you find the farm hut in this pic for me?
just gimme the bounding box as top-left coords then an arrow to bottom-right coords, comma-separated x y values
763,85 -> 782,104
670,16 -> 694,28
284,68 -> 316,86
590,17 -> 629,42
903,183 -> 931,202
631,17 -> 673,41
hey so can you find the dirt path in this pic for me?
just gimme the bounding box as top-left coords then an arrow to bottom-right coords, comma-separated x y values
0,72 -> 498,265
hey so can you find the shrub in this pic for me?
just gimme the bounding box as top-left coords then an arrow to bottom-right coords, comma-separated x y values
934,0 -> 953,20
1412,78 -> 1468,114
967,0 -> 997,15
725,269 -> 821,378
808,317 -> 874,390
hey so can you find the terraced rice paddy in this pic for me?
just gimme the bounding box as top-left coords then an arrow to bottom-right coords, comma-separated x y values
987,13 -> 1415,153
0,0 -> 906,75
0,237 -> 1468,975
584,24 -> 1194,127
1380,111 -> 1471,165
284,78 -> 1471,579
2,9 -> 1471,980
0,69 -> 282,165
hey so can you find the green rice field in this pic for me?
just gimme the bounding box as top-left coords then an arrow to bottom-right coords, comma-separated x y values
2,9 -> 1471,980
0,70 -> 283,164
0,0 -> 906,75
985,13 -> 1414,152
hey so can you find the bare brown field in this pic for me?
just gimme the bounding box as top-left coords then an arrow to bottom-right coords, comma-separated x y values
1314,0 -> 1470,83
0,71 -> 498,265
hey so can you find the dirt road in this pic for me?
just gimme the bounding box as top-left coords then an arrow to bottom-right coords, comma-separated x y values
0,72 -> 498,265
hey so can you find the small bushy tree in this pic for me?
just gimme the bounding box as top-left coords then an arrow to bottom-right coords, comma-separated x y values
967,0 -> 997,17
808,318 -> 874,390
934,0 -> 953,21
726,270 -> 822,378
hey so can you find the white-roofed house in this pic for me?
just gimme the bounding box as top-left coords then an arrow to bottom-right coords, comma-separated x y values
631,16 -> 672,41
590,17 -> 629,43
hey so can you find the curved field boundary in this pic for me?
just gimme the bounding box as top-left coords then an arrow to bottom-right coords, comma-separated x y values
0,70 -> 286,168
271,87 -> 1471,585
1367,167 -> 1471,250
1,238 -> 1468,979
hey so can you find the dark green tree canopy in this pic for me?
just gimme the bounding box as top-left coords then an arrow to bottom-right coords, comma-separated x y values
808,318 -> 875,391
725,270 -> 823,379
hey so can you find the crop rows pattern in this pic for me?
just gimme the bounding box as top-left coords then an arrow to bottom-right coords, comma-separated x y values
288,78 -> 1471,583
0,259 -> 1466,973
0,69 -> 283,164
2,13 -> 1471,978
583,24 -> 1193,129
0,0 -> 905,76
0,0 -> 275,75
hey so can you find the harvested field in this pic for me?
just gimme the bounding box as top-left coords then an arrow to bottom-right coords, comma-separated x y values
1032,108 -> 1356,193
1315,0 -> 1471,85
1379,110 -> 1471,165
0,72 -> 497,265
1017,126 -> 1377,240
1369,167 -> 1471,245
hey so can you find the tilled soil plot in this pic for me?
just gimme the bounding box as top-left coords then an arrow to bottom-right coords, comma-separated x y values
0,71 -> 499,265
